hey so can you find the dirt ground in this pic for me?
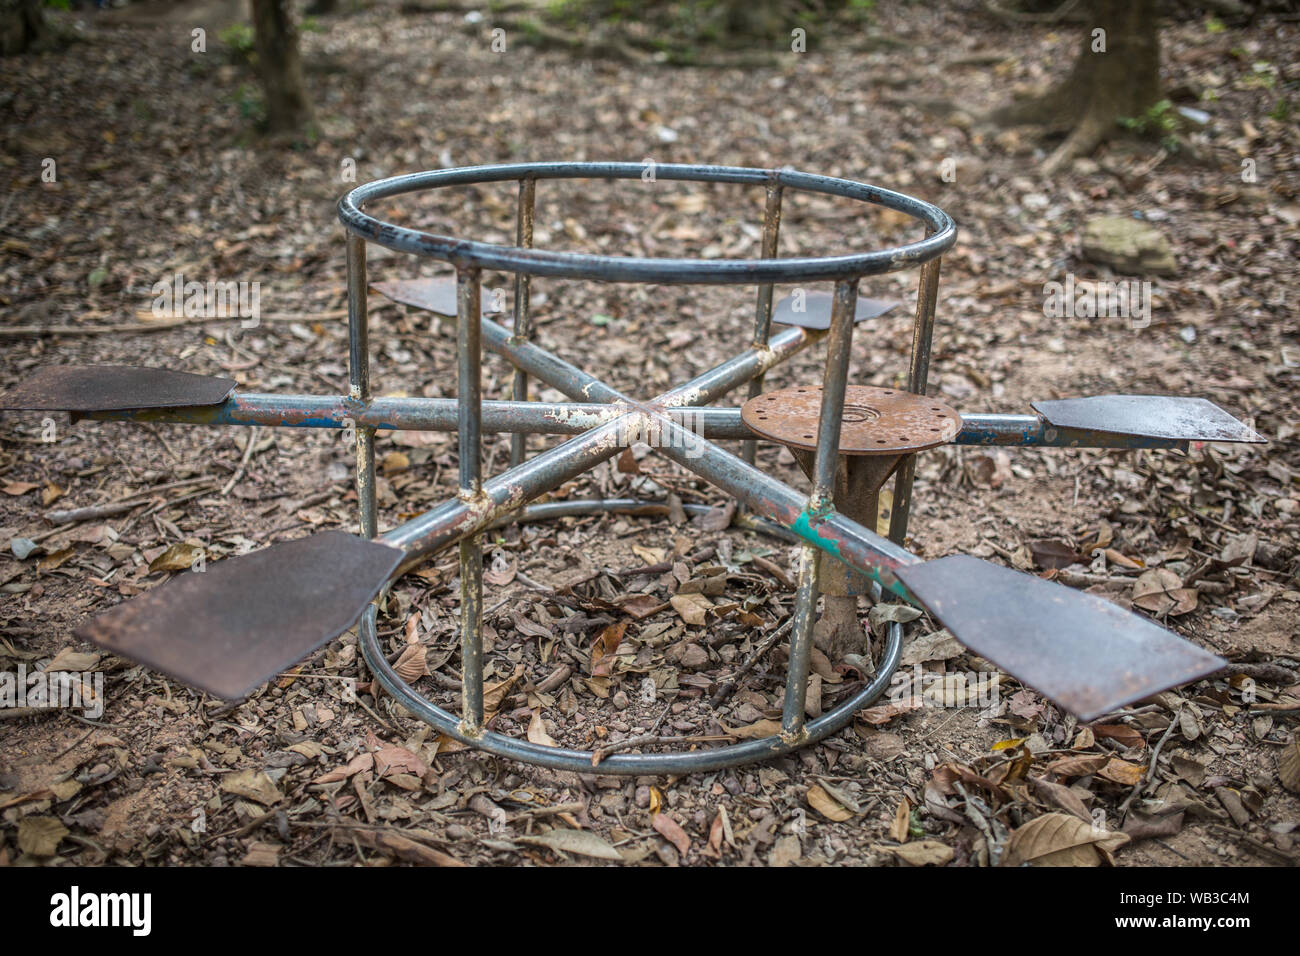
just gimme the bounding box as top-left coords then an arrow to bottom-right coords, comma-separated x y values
1,1 -> 1297,867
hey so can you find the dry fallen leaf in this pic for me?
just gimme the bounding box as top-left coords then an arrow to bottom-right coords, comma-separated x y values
702,808 -> 730,859
807,784 -> 854,822
527,710 -> 558,747
1097,757 -> 1146,786
350,827 -> 464,866
393,644 -> 429,683
900,629 -> 963,666
1045,753 -> 1111,779
769,833 -> 802,866
652,811 -> 691,857
148,541 -> 204,574
1092,723 -> 1146,750
1132,568 -> 1197,616
1030,775 -> 1094,824
873,839 -> 952,866
241,841 -> 281,867
482,664 -> 524,717
856,696 -> 923,726
45,648 -> 101,672
518,828 -> 622,861
1029,538 -> 1079,570
718,717 -> 782,740
631,545 -> 666,565
616,594 -> 668,619
1280,734 -> 1300,793
37,547 -> 74,573
588,619 -> 627,677
1001,812 -> 1129,867
890,797 -> 912,843
669,591 -> 713,626
221,769 -> 282,806
373,745 -> 427,778
17,816 -> 68,857
313,752 -> 374,785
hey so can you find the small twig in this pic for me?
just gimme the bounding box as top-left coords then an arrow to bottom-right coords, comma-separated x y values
1119,715 -> 1179,820
44,475 -> 213,525
609,545 -> 716,578
1205,823 -> 1298,865
591,704 -> 671,766
709,618 -> 792,708
1152,486 -> 1241,533
591,731 -> 733,766
221,427 -> 261,496
1084,703 -> 1163,725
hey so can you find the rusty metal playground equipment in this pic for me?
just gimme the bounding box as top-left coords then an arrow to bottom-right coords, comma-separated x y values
0,163 -> 1265,774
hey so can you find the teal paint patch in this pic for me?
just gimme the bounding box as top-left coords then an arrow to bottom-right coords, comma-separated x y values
791,510 -> 842,558
790,508 -> 918,606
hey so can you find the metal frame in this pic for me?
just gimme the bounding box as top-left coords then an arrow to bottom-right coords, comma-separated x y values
63,163 -> 1216,772
335,162 -> 947,772
26,163 -> 1245,773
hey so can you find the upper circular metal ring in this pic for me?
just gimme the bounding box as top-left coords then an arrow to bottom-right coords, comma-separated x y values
337,162 -> 956,285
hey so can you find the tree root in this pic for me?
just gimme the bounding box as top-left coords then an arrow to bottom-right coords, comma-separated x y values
813,594 -> 871,662
1042,105 -> 1114,174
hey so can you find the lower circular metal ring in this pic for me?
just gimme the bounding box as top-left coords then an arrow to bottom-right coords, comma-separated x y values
358,498 -> 905,774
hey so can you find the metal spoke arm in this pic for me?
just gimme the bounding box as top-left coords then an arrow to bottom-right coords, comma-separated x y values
80,401 -> 1190,450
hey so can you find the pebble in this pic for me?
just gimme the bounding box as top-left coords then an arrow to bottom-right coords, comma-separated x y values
612,690 -> 629,710
635,785 -> 651,808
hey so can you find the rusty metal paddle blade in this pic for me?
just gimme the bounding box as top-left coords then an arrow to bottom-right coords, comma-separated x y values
1033,395 -> 1264,444
772,291 -> 897,329
895,554 -> 1224,721
0,366 -> 236,412
371,277 -> 505,317
79,531 -> 403,700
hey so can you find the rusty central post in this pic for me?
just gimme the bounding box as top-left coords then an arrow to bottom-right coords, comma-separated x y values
782,277 -> 858,739
744,385 -> 963,667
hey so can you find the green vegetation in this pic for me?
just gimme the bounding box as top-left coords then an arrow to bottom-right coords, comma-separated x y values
1118,99 -> 1181,152
218,22 -> 257,65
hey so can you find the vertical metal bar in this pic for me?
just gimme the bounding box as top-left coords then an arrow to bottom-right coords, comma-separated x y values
346,233 -> 377,539
457,267 -> 485,735
459,537 -> 484,734
458,268 -> 483,494
743,181 -> 784,466
809,279 -> 859,508
782,277 -> 858,737
509,178 -> 537,469
887,247 -> 942,545
781,545 -> 820,734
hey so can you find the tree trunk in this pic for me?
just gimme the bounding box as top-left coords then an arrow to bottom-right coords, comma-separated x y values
251,0 -> 313,137
991,0 -> 1160,172
1,0 -> 48,56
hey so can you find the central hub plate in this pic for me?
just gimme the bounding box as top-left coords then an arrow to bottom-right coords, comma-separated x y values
742,385 -> 963,455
